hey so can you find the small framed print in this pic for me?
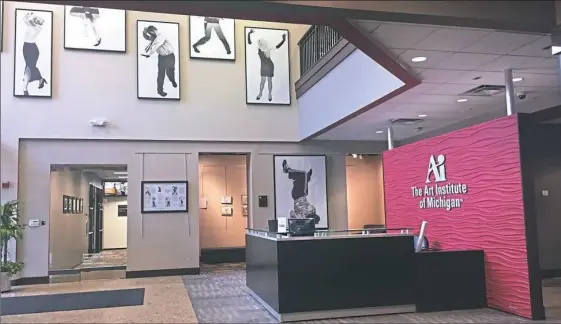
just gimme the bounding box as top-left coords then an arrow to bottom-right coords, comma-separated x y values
79,198 -> 84,213
141,180 -> 188,213
117,204 -> 127,217
242,205 -> 248,217
63,195 -> 69,214
241,194 -> 248,205
221,196 -> 233,204
221,206 -> 233,216
73,197 -> 78,214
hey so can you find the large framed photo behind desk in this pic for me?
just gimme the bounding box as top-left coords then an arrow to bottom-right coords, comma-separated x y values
141,180 -> 188,213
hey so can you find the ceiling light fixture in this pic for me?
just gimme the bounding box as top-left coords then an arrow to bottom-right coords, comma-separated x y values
418,114 -> 427,118
114,171 -> 127,175
117,176 -> 128,179
457,98 -> 468,103
411,56 -> 427,63
376,130 -> 384,134
512,77 -> 524,82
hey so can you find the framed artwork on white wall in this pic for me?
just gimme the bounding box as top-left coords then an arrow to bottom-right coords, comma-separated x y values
244,27 -> 290,105
189,16 -> 235,61
13,9 -> 53,98
273,155 -> 328,229
1,1 -> 4,52
137,20 -> 180,100
141,180 -> 188,213
64,6 -> 126,52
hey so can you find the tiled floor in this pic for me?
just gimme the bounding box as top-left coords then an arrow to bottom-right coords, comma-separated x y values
3,262 -> 561,323
1,277 -> 197,323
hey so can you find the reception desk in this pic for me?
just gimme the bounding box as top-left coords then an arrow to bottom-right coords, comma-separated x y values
246,231 -> 416,322
246,230 -> 487,322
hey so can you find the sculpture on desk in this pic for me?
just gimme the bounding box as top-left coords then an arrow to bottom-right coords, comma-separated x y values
282,159 -> 321,225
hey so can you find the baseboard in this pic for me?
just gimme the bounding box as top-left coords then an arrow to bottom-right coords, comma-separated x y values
200,247 -> 245,264
542,269 -> 561,278
102,248 -> 127,251
125,267 -> 200,278
12,276 -> 50,286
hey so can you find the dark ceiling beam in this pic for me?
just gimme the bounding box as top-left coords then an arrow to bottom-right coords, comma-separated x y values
530,105 -> 561,123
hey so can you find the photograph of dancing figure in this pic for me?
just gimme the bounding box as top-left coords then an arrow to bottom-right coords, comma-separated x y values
64,6 -> 126,52
190,16 -> 235,60
274,155 -> 328,229
137,20 -> 180,100
14,9 -> 52,98
245,27 -> 290,105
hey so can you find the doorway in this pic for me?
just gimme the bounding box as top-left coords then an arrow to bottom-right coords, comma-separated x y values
198,153 -> 249,266
345,154 -> 386,229
49,164 -> 128,282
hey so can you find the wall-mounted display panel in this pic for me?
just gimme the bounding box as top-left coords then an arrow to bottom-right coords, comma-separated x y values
190,16 -> 235,61
104,181 -> 128,197
137,20 -> 180,100
64,6 -> 126,52
141,180 -> 188,213
244,27 -> 290,105
274,155 -> 328,229
13,9 -> 53,98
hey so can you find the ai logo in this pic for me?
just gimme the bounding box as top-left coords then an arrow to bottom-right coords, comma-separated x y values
425,154 -> 446,183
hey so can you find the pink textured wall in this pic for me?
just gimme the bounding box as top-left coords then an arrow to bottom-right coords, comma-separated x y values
383,116 -> 531,318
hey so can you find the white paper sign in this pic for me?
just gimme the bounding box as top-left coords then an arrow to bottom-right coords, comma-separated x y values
142,181 -> 188,213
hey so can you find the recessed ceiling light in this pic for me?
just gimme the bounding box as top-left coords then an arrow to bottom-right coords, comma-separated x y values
457,98 -> 468,103
376,130 -> 384,134
411,56 -> 427,63
117,176 -> 128,179
114,171 -> 127,175
512,77 -> 524,82
418,114 -> 427,118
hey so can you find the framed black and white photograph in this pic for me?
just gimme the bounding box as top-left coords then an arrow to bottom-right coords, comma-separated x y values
13,9 -> 53,98
273,155 -> 328,229
245,27 -> 290,105
79,198 -> 84,213
64,6 -> 126,52
1,1 -> 4,52
137,20 -> 180,100
117,204 -> 127,217
63,195 -> 69,214
190,16 -> 235,60
141,180 -> 188,213
221,206 -> 233,216
73,197 -> 78,214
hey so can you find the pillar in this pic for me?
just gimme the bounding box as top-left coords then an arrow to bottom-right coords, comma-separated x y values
387,123 -> 395,150
504,68 -> 515,116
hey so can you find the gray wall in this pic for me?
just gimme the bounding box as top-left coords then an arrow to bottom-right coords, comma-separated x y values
19,139 -> 386,277
49,171 -> 91,270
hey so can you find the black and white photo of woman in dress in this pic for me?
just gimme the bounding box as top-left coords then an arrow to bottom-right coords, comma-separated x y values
190,16 -> 235,60
245,27 -> 290,105
13,9 -> 52,98
64,6 -> 126,52
137,20 -> 180,100
274,155 -> 328,229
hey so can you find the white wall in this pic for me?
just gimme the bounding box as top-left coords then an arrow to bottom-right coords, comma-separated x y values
298,49 -> 404,139
102,197 -> 128,250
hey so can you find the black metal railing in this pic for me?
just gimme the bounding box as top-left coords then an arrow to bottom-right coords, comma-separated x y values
298,25 -> 342,76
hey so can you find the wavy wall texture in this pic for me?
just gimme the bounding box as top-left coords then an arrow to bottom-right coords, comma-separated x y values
383,116 -> 531,318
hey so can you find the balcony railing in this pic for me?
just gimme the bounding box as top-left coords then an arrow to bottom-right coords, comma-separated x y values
298,25 -> 342,76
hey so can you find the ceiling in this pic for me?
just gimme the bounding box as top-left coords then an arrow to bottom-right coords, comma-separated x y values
316,20 -> 560,141
51,164 -> 127,180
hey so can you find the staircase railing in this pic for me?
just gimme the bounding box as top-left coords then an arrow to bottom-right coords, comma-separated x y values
298,25 -> 342,76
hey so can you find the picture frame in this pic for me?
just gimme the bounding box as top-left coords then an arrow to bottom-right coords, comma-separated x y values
137,20 -> 181,100
64,6 -> 127,53
189,16 -> 235,61
221,196 -> 233,204
1,1 -> 4,52
242,205 -> 248,217
79,198 -> 84,213
13,9 -> 53,98
273,155 -> 329,229
117,204 -> 127,217
221,206 -> 233,216
241,194 -> 248,205
63,195 -> 69,214
141,180 -> 188,213
68,197 -> 74,214
244,27 -> 290,105
73,197 -> 78,214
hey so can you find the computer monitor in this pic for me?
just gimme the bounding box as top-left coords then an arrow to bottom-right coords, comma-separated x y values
288,218 -> 316,236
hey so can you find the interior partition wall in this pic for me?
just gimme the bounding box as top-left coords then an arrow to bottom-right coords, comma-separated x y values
382,114 -> 544,320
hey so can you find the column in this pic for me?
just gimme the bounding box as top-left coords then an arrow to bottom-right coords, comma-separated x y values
387,123 -> 395,150
504,68 -> 515,116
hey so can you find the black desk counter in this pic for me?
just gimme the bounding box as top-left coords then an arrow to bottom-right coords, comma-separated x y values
246,231 -> 487,322
246,231 -> 416,322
